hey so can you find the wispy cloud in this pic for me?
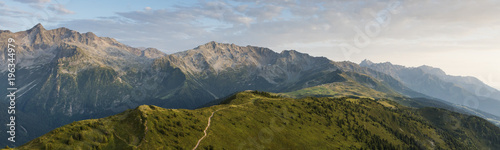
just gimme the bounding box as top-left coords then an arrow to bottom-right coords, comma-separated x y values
51,0 -> 500,52
1,0 -> 74,30
12,0 -> 51,4
47,4 -> 74,15
13,0 -> 51,9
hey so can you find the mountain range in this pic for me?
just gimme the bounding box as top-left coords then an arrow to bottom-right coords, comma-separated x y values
1,24 -> 499,148
361,60 -> 500,117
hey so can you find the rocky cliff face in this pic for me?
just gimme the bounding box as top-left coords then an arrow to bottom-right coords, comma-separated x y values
150,41 -> 341,108
1,23 -> 160,72
1,24 -> 165,116
167,41 -> 335,85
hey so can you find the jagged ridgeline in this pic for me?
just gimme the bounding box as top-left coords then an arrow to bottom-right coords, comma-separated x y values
14,91 -> 500,150
360,60 -> 500,118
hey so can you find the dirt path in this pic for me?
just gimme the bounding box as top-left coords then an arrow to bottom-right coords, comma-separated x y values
192,99 -> 257,150
192,108 -> 224,150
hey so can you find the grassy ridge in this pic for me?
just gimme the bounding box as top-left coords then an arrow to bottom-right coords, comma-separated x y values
281,72 -> 401,99
281,81 -> 389,99
13,91 -> 500,149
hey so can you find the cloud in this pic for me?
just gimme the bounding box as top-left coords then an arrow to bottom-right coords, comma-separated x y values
0,0 -> 76,31
57,17 -> 211,53
244,4 -> 284,21
54,0 -> 396,52
54,0 -> 500,55
0,2 -> 46,30
193,1 -> 254,25
12,0 -> 50,4
12,0 -> 52,10
47,4 -> 74,15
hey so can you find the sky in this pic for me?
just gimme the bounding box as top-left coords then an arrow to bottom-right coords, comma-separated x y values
1,0 -> 499,90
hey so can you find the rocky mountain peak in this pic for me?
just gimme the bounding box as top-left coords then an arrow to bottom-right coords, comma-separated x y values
0,30 -> 12,33
360,59 -> 374,66
24,24 -> 105,48
190,41 -> 278,58
281,50 -> 298,54
26,23 -> 52,49
418,65 -> 447,76
195,41 -> 217,50
280,50 -> 312,58
195,41 -> 240,51
205,41 -> 218,48
166,42 -> 336,86
28,23 -> 46,33
141,47 -> 167,58
84,32 -> 98,39
0,24 -> 161,72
